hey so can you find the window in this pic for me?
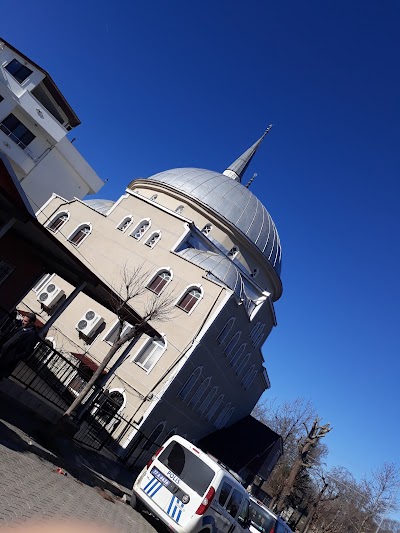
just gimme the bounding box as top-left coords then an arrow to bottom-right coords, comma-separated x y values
254,326 -> 266,348
237,498 -> 250,528
219,482 -> 233,506
175,205 -> 184,214
176,287 -> 201,313
68,225 -> 91,246
104,321 -> 134,345
130,219 -> 150,240
144,231 -> 161,248
47,213 -> 68,233
206,394 -> 224,422
224,332 -> 241,359
198,386 -> 218,416
33,273 -> 54,294
250,322 -> 266,347
134,337 -> 166,372
223,407 -> 235,428
236,354 -> 250,377
142,422 -> 165,451
117,216 -> 133,232
217,318 -> 235,345
231,343 -> 246,367
0,114 -> 35,148
244,370 -> 258,390
227,246 -> 239,259
159,441 -> 215,496
215,403 -> 231,428
178,367 -> 202,400
5,59 -> 33,83
0,258 -> 14,285
250,268 -> 258,278
147,270 -> 172,295
226,488 -> 243,518
202,224 -> 212,235
189,377 -> 211,408
242,365 -> 255,387
150,194 -> 158,201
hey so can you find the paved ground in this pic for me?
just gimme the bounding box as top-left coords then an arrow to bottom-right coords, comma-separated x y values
0,409 -> 157,531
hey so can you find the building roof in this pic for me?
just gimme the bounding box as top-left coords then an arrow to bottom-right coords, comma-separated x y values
198,415 -> 283,476
0,38 -> 80,128
83,199 -> 115,215
146,167 -> 282,276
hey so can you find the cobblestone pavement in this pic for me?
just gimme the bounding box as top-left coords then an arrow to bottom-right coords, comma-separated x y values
0,430 -> 157,532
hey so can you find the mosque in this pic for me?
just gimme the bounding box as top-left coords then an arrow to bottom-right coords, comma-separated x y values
21,127 -> 283,467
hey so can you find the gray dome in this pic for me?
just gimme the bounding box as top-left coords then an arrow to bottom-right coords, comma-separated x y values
147,168 -> 282,276
83,199 -> 115,214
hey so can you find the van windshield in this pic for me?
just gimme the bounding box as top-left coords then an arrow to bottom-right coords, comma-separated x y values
158,442 -> 215,496
249,501 -> 276,533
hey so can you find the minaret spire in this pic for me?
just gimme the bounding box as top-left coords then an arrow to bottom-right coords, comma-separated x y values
223,124 -> 273,183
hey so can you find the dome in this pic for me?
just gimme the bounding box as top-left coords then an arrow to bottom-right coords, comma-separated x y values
146,168 -> 282,277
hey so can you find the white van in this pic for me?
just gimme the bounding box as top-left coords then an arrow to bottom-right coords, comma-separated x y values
131,435 -> 251,533
249,497 -> 294,533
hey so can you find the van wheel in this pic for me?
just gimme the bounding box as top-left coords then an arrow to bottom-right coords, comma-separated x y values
130,493 -> 141,511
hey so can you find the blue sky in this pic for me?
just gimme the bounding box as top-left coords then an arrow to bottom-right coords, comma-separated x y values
4,0 -> 399,511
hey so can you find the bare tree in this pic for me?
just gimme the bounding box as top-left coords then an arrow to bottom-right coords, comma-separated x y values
62,263 -> 175,420
275,417 -> 332,513
356,463 -> 400,533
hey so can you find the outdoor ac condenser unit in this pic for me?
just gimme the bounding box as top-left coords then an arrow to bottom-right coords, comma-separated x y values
37,283 -> 65,309
76,309 -> 104,337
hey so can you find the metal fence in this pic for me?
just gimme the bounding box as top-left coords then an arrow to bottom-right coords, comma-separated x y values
0,309 -> 162,470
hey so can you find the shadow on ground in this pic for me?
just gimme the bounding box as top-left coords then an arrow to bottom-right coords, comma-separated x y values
0,391 -> 136,498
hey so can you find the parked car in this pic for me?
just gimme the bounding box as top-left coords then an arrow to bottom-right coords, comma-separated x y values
249,497 -> 293,533
131,434 -> 252,533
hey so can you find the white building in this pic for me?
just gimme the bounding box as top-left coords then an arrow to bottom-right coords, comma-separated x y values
0,38 -> 103,211
21,126 -> 283,468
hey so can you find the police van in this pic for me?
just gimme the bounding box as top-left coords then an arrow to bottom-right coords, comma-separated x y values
249,497 -> 294,533
131,435 -> 251,533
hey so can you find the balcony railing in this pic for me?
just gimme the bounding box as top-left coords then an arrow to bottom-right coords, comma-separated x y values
0,123 -> 38,162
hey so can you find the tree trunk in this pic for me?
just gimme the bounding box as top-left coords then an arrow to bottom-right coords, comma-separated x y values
275,456 -> 303,513
63,326 -> 140,418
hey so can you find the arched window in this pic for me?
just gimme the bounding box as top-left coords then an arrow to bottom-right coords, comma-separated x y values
175,205 -> 184,214
250,268 -> 258,278
227,246 -> 239,259
217,318 -> 235,345
134,337 -> 166,372
254,324 -> 266,348
68,224 -> 91,246
142,421 -> 165,451
164,427 -> 177,442
144,231 -> 161,248
224,332 -> 241,359
198,386 -> 218,416
223,407 -> 235,427
47,212 -> 68,233
130,219 -> 151,240
242,365 -> 255,387
215,403 -> 231,428
117,216 -> 133,232
97,390 -> 125,425
244,369 -> 258,390
202,223 -> 212,235
150,194 -> 158,201
189,376 -> 211,408
147,269 -> 172,295
206,394 -> 224,422
236,353 -> 250,377
230,343 -> 246,367
250,322 -> 263,343
178,367 -> 202,401
176,287 -> 202,313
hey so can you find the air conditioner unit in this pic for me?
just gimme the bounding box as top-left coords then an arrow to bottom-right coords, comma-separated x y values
76,309 -> 104,337
37,283 -> 65,308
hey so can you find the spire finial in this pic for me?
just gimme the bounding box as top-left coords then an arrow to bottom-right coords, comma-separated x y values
223,124 -> 273,183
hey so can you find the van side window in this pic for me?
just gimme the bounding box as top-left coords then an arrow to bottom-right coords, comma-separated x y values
226,488 -> 243,518
237,498 -> 250,526
219,481 -> 233,506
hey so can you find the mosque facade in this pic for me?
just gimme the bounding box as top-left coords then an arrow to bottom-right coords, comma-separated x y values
21,128 -> 283,466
